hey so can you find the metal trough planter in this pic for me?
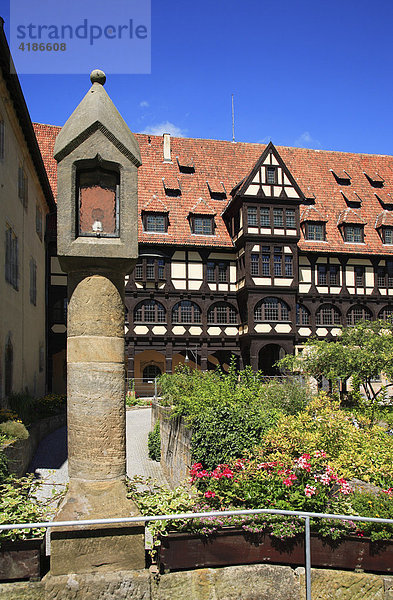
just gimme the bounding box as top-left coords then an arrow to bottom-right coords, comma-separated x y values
0,537 -> 44,581
159,529 -> 393,574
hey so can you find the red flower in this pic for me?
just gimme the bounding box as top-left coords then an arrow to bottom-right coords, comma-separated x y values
204,490 -> 216,498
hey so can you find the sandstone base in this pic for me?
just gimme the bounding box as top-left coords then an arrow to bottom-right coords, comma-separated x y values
1,566 -> 392,599
50,479 -> 144,576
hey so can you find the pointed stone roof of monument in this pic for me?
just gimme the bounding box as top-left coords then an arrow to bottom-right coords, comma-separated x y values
54,69 -> 141,167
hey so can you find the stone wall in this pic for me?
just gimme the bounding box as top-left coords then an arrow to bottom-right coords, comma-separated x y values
151,403 -> 191,487
2,413 -> 66,476
1,565 -> 393,599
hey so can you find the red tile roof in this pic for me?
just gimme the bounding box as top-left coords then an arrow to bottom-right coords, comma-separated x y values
337,208 -> 366,226
142,195 -> 168,212
190,197 -> 216,215
301,206 -> 327,223
376,210 -> 393,228
33,123 -> 393,255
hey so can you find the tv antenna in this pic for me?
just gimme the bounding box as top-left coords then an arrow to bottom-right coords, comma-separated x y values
232,94 -> 235,143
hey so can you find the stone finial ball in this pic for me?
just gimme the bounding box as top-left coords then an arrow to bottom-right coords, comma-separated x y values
90,69 -> 106,85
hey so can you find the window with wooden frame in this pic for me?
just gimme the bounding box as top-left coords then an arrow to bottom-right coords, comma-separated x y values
346,305 -> 372,326
143,212 -> 168,233
317,264 -> 340,286
260,207 -> 270,227
254,297 -> 290,322
18,165 -> 28,209
247,206 -> 258,226
273,208 -> 283,227
304,222 -> 326,241
134,300 -> 166,323
5,224 -> 18,290
251,253 -> 259,276
29,257 -> 37,305
135,257 -> 165,281
286,208 -> 295,228
266,166 -> 277,184
143,364 -> 162,382
190,215 -> 215,235
315,304 -> 341,326
205,261 -> 228,282
207,302 -> 237,324
343,224 -> 364,243
296,304 -> 310,325
354,265 -> 365,287
377,260 -> 393,288
382,227 -> 393,244
36,204 -> 43,240
379,305 -> 393,320
172,300 -> 201,324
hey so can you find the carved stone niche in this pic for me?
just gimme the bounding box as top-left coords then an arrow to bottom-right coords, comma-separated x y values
54,69 -> 141,272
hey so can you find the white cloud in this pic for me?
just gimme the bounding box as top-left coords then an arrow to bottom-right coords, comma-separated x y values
294,131 -> 321,149
139,121 -> 186,137
139,100 -> 149,108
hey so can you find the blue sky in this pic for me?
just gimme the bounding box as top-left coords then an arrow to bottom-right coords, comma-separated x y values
2,0 -> 393,154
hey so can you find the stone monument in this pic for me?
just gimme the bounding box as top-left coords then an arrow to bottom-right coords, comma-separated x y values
50,70 -> 144,575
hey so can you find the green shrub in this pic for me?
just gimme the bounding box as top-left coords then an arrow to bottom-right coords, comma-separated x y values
7,392 -> 66,425
350,490 -> 393,541
0,476 -> 46,543
148,421 -> 161,461
191,404 -> 280,469
159,363 -> 311,469
260,394 -> 393,488
0,420 -> 29,440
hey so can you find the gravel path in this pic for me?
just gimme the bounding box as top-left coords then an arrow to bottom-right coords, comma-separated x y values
28,407 -> 168,506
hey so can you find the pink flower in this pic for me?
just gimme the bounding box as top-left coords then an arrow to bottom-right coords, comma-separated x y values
338,478 -> 352,495
204,490 -> 216,498
283,473 -> 297,487
383,487 -> 393,495
295,455 -> 311,472
314,450 -> 327,459
314,471 -> 331,485
305,484 -> 317,498
196,470 -> 210,478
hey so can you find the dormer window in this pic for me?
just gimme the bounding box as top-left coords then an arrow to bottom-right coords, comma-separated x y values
364,171 -> 384,188
305,222 -> 325,241
330,169 -> 351,184
191,215 -> 215,235
266,166 -> 277,184
344,224 -> 364,243
382,227 -> 393,244
143,212 -> 168,233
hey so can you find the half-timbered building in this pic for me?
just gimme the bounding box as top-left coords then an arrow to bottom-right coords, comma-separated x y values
34,123 -> 393,391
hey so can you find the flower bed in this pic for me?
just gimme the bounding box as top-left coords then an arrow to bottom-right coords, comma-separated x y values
159,529 -> 393,573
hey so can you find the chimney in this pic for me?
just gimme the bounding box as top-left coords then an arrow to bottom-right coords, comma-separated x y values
163,133 -> 172,163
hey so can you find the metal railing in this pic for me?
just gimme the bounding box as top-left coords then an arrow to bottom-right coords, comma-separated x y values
1,507 -> 393,599
126,377 -> 161,399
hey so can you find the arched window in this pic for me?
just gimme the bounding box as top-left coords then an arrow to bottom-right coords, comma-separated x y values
134,300 -> 166,323
296,303 -> 310,325
379,305 -> 393,321
207,302 -> 237,324
172,301 -> 201,324
254,297 -> 290,322
143,364 -> 162,382
5,337 -> 13,397
315,304 -> 341,326
346,305 -> 372,326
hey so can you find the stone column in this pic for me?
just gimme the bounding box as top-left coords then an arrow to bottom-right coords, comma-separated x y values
50,70 -> 144,576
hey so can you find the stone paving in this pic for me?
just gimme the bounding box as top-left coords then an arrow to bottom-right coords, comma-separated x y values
28,406 -> 168,506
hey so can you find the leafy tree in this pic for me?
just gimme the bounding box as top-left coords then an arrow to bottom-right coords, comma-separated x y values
278,319 -> 393,419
